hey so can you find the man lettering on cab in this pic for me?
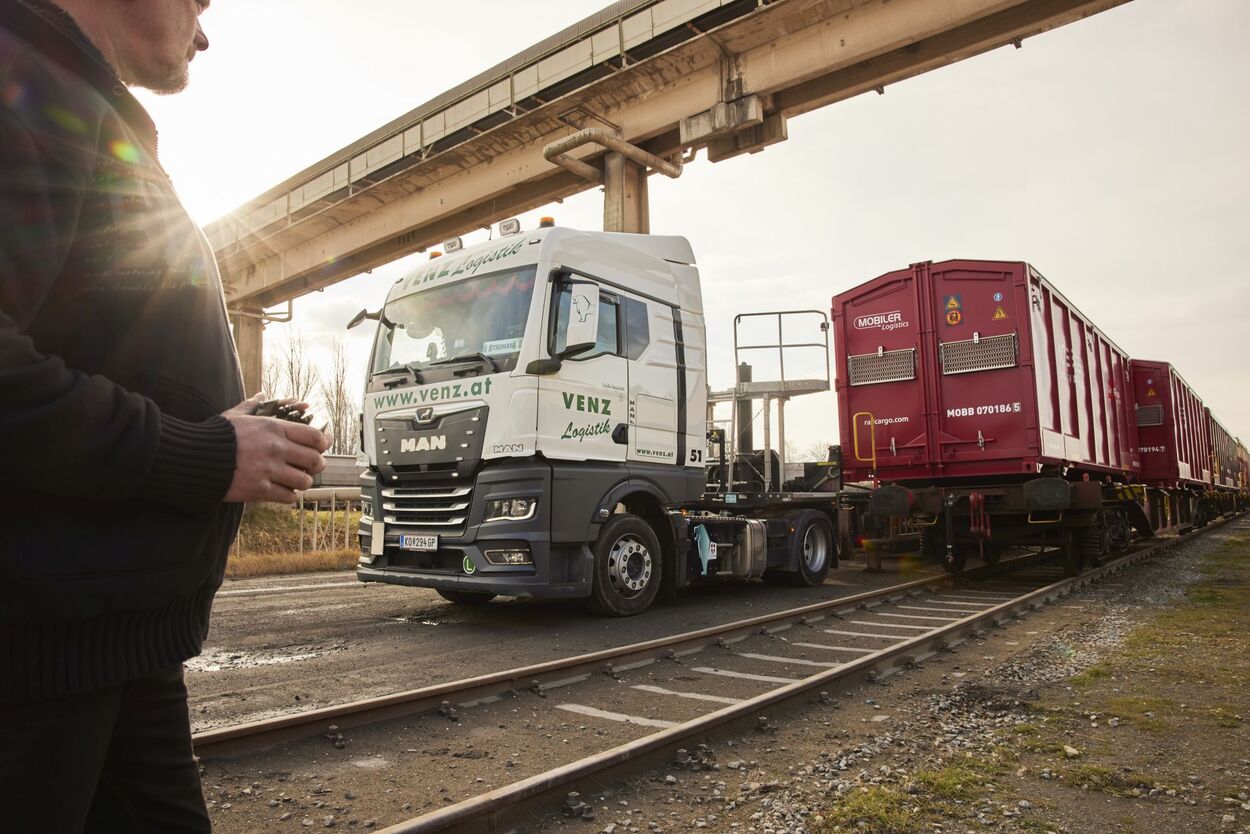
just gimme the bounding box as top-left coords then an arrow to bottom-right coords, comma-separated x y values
0,1 -> 330,831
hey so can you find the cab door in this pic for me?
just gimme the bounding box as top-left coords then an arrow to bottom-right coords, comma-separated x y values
535,277 -> 629,463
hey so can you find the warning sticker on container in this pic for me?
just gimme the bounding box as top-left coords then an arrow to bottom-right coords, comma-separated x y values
1146,387 -> 1157,397
946,310 -> 963,327
993,305 -> 1008,321
944,294 -> 962,311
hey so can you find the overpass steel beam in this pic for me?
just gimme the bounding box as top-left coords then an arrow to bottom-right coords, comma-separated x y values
219,0 -> 1130,310
543,128 -> 682,233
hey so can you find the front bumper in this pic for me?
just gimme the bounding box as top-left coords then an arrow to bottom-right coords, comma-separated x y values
355,461 -> 592,599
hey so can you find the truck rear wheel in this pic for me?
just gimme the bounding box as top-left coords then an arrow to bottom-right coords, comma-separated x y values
437,589 -> 497,606
766,511 -> 834,587
587,514 -> 663,617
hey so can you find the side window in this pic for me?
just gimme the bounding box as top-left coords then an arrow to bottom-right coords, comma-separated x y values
622,297 -> 650,360
552,283 -> 620,360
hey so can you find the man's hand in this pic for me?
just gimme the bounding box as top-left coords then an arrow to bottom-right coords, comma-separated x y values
221,393 -> 333,503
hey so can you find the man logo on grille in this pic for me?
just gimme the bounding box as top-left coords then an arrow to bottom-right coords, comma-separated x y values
416,406 -> 435,424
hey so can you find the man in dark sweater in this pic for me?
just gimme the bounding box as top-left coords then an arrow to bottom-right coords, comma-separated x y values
0,1 -> 333,830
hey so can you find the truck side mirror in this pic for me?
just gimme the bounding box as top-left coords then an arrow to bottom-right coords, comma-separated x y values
347,309 -> 381,330
559,283 -> 599,358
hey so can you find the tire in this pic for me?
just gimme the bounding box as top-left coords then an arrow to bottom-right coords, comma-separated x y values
767,511 -> 835,587
437,589 -> 497,606
586,513 -> 663,617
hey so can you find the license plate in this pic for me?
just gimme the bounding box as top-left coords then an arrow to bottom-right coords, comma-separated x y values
399,534 -> 439,552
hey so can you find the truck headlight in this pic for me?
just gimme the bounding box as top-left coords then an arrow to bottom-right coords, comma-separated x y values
484,497 -> 538,521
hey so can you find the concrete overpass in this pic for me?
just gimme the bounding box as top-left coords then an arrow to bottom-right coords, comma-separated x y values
210,0 -> 1131,393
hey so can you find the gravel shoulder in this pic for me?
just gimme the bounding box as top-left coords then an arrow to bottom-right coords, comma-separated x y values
518,518 -> 1250,834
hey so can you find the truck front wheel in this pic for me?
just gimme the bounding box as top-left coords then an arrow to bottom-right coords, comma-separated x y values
587,514 -> 663,617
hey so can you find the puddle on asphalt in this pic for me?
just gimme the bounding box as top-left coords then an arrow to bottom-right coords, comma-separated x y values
185,645 -> 343,673
350,757 -> 390,770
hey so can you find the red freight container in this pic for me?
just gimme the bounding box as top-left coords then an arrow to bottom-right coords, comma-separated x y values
1130,360 -> 1211,489
1208,411 -> 1240,491
833,260 -> 1139,484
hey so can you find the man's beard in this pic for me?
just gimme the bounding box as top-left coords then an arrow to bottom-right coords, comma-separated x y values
150,67 -> 190,95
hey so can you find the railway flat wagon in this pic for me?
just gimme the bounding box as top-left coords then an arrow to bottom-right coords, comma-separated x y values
1130,359 -> 1220,529
833,259 -> 1150,575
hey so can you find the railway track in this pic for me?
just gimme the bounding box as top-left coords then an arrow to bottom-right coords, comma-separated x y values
195,520 -> 1233,834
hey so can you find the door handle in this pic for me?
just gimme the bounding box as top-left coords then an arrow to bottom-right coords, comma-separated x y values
612,423 -> 629,445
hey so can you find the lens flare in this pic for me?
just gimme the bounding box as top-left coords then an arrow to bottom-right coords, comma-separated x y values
109,140 -> 141,164
2,81 -> 23,108
44,106 -> 87,135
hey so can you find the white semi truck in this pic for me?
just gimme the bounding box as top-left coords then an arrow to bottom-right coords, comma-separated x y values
352,220 -> 842,615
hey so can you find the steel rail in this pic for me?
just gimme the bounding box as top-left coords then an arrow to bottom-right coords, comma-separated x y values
372,519 -> 1237,834
193,572 -> 950,758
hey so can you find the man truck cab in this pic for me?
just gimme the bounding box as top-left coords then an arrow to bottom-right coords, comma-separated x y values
355,222 -> 836,615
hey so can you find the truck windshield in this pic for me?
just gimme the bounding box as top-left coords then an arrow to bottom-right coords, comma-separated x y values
371,266 -> 538,376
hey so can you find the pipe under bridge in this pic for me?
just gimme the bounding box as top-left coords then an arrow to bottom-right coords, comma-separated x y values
212,0 -> 1131,393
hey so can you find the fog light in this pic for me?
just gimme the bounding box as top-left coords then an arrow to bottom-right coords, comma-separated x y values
484,497 -> 537,521
483,548 -> 533,566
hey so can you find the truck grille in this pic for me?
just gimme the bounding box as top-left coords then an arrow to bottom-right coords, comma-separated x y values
939,333 -> 1018,375
380,483 -> 472,531
847,348 -> 915,386
1135,404 -> 1164,427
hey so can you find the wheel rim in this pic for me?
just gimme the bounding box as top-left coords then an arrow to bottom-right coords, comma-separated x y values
802,524 -> 829,573
607,535 -> 652,597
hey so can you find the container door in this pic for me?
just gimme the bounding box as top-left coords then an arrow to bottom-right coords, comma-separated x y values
836,269 -> 928,478
930,263 -> 1034,472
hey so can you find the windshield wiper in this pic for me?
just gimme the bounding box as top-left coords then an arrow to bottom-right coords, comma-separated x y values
428,352 -> 500,373
375,363 -> 427,388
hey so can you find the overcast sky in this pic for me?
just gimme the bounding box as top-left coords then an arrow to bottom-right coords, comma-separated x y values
140,0 -> 1250,449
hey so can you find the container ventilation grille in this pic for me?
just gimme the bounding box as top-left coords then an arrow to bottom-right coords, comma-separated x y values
939,333 -> 1018,375
848,348 -> 915,386
1135,404 -> 1164,427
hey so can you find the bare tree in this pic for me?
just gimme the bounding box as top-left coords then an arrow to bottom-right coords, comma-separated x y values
277,326 -> 317,403
318,337 -> 358,455
804,440 -> 838,463
261,354 -> 282,399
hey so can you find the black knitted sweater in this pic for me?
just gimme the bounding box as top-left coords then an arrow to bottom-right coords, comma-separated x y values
0,0 -> 243,703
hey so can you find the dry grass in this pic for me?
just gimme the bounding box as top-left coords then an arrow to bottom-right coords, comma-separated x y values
226,548 -> 359,579
227,502 -> 362,578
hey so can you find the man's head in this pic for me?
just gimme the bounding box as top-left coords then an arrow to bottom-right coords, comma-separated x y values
55,0 -> 211,94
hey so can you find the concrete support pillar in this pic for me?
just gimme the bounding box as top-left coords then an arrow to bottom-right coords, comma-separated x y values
602,152 -> 649,234
231,312 -> 264,398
